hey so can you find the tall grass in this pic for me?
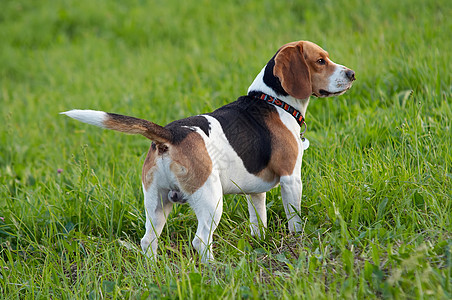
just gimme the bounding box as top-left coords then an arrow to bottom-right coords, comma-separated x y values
1,0 -> 451,298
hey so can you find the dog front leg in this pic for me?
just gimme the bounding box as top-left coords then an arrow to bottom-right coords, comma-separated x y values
247,192 -> 267,238
280,175 -> 303,232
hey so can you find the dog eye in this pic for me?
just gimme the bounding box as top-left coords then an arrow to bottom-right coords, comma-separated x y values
317,59 -> 326,65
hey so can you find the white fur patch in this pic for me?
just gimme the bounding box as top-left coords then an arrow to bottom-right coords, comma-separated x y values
327,64 -> 352,93
60,109 -> 108,128
247,67 -> 276,97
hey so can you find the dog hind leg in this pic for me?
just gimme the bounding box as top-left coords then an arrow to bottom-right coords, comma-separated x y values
188,174 -> 223,263
140,186 -> 173,260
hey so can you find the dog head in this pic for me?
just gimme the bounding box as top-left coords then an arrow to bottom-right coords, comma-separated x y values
272,41 -> 355,100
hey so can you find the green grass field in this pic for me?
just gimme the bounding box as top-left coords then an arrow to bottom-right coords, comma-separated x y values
1,0 -> 451,298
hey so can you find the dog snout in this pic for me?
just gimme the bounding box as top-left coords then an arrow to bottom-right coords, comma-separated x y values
345,69 -> 356,81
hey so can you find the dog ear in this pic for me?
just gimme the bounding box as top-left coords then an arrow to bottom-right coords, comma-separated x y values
273,42 -> 312,100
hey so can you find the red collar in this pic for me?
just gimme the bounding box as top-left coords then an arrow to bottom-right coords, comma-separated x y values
251,93 -> 306,128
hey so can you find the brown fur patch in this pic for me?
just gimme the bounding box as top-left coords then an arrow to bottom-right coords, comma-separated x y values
274,41 -> 339,99
274,42 -> 312,100
142,145 -> 158,190
257,111 -> 298,181
301,41 -> 337,96
169,132 -> 212,194
104,113 -> 172,144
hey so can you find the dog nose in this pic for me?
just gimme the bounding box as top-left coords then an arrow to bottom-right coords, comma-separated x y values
346,69 -> 356,81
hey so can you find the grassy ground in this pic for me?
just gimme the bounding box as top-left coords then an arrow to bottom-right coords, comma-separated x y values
1,0 -> 451,298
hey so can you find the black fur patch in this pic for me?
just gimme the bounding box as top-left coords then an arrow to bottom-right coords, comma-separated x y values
164,116 -> 211,145
262,54 -> 289,97
209,96 -> 274,174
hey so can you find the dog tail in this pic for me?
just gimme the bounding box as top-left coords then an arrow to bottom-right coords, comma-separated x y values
60,109 -> 172,144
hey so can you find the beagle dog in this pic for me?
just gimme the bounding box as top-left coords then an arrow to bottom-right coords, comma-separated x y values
62,41 -> 355,262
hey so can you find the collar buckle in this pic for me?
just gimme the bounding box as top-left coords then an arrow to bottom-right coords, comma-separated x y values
300,121 -> 307,137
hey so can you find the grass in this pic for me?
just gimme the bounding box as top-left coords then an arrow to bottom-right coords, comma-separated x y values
0,0 -> 451,298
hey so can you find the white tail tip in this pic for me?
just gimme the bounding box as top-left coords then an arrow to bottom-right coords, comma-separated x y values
60,109 -> 108,128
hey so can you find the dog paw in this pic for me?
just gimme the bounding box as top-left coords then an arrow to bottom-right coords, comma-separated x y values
288,219 -> 304,233
250,224 -> 266,239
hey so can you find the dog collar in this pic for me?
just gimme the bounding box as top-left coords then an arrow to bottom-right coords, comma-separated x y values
251,92 -> 307,134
